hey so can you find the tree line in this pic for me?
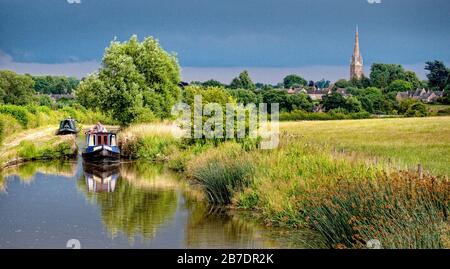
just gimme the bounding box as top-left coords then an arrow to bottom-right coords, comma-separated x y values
1,35 -> 450,125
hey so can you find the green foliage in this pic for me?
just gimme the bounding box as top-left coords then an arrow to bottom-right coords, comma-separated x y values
261,89 -> 313,113
305,172 -> 449,248
38,94 -> 54,107
322,91 -> 362,113
123,135 -> 177,161
0,104 -> 30,127
17,140 -> 75,160
187,143 -> 254,204
349,75 -> 371,89
32,75 -> 79,94
315,79 -> 330,89
75,35 -> 181,125
0,70 -> 36,105
227,88 -> 261,105
283,74 -> 307,88
404,71 -> 423,89
425,60 -> 449,91
229,70 -> 255,90
405,102 -> 428,117
346,87 -> 394,114
201,79 -> 223,87
184,85 -> 234,107
334,79 -> 350,88
385,79 -> 413,93
399,98 -> 428,117
370,63 -> 406,89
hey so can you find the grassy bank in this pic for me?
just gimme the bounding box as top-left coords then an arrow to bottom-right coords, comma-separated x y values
0,104 -> 116,144
0,126 -> 78,168
113,117 -> 450,248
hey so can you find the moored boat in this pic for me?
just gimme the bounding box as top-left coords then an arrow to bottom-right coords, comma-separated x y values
57,118 -> 79,135
82,124 -> 120,163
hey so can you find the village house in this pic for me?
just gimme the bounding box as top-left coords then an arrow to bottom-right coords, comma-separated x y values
286,84 -> 350,101
396,88 -> 444,103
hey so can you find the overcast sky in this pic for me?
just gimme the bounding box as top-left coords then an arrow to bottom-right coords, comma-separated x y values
1,0 -> 449,83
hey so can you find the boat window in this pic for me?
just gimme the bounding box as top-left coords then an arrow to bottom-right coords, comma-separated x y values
110,135 -> 117,147
88,134 -> 95,146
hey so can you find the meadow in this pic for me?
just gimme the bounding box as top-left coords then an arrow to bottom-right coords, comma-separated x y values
279,117 -> 450,176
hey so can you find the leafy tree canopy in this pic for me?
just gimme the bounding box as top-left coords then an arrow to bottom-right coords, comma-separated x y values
425,60 -> 449,91
0,70 -> 36,105
370,63 -> 406,89
283,74 -> 307,88
229,70 -> 255,90
75,35 -> 181,125
385,79 -> 413,94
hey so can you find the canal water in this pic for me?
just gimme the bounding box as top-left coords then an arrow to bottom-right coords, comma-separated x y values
0,159 -> 316,249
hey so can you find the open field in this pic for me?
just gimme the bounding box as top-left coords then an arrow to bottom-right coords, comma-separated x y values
280,116 -> 450,176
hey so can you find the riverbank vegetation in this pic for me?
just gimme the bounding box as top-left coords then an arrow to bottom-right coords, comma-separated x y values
118,116 -> 450,248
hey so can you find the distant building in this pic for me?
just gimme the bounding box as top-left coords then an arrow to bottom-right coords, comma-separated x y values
396,88 -> 444,103
350,26 -> 364,80
286,84 -> 350,101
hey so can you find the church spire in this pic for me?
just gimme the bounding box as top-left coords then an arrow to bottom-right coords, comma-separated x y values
350,26 -> 364,80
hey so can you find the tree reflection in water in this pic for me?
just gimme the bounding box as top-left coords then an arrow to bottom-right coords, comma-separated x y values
0,160 -> 77,192
77,162 -> 178,242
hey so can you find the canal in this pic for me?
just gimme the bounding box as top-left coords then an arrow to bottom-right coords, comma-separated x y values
0,158 -> 316,248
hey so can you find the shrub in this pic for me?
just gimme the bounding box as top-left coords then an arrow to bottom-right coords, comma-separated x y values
0,105 -> 30,128
405,102 -> 428,117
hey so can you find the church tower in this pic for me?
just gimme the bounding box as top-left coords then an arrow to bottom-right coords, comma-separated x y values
350,26 -> 364,80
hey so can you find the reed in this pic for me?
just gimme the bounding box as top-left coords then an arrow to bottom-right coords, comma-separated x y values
304,171 -> 449,249
186,143 -> 254,204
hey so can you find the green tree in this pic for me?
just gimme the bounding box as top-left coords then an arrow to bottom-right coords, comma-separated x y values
404,71 -> 422,89
227,89 -> 261,105
425,60 -> 449,90
349,75 -> 371,89
370,63 -> 406,89
385,79 -> 413,94
0,70 -> 36,105
283,74 -> 307,88
261,89 -> 289,112
202,79 -> 223,87
75,35 -> 181,125
322,91 -> 347,112
33,75 -> 79,94
344,96 -> 362,112
334,79 -> 350,88
286,93 -> 313,112
229,71 -> 255,90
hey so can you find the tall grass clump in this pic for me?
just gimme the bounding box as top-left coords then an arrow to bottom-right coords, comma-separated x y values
119,122 -> 179,161
186,143 -> 254,204
305,171 -> 449,249
0,114 -> 22,143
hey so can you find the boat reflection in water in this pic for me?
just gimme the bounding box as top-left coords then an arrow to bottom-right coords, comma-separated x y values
83,163 -> 119,193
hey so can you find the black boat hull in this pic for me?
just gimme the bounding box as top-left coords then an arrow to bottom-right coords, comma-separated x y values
57,128 -> 78,135
82,148 -> 120,163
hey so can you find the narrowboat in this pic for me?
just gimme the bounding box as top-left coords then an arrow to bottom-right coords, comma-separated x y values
82,131 -> 120,163
57,118 -> 79,135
